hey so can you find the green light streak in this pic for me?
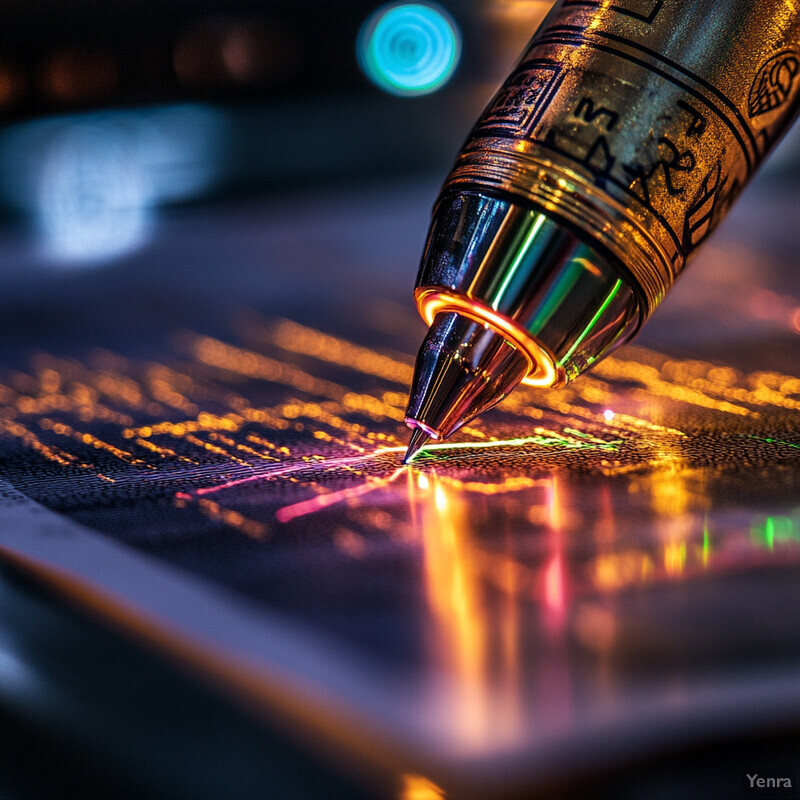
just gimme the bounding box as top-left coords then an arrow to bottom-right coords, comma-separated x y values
702,517 -> 710,566
750,514 -> 799,549
562,428 -> 622,448
765,517 -> 775,550
524,259 -> 583,331
383,430 -> 623,461
418,431 -> 622,458
748,435 -> 800,450
491,213 -> 546,310
560,278 -> 623,365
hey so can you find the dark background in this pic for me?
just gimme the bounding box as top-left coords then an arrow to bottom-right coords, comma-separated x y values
0,3 -> 800,800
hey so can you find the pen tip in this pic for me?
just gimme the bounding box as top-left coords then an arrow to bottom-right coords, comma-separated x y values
403,428 -> 429,464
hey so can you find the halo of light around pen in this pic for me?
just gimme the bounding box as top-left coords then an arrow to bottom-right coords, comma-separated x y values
357,3 -> 461,96
415,289 -> 565,387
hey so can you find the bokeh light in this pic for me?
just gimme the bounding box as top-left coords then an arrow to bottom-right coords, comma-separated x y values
0,105 -> 226,264
357,3 -> 461,96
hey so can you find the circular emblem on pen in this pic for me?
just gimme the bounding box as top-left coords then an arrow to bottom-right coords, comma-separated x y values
748,50 -> 800,118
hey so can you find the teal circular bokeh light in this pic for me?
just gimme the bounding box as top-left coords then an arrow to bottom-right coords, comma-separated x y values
358,3 -> 461,96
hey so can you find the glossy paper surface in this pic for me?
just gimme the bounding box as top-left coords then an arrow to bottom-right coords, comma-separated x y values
0,175 -> 799,795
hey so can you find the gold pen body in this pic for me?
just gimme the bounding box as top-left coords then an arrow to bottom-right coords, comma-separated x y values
404,0 -> 800,460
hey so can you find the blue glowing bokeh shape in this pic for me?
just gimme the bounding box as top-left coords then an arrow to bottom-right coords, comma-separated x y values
358,3 -> 461,96
0,105 -> 226,265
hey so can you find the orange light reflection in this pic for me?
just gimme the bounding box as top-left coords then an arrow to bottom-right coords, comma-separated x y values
415,472 -> 524,748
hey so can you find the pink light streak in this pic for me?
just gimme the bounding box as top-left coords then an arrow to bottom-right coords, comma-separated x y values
543,476 -> 567,625
543,553 -> 565,616
276,467 -> 406,523
174,446 -> 406,501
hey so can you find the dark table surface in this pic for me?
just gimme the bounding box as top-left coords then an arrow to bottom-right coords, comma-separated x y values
0,167 -> 799,799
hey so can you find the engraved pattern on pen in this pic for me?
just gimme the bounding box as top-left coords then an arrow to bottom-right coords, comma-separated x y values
562,0 -> 664,25
477,60 -> 563,137
536,24 -> 758,170
748,51 -> 800,118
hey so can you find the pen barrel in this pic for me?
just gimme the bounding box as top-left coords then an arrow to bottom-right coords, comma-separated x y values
430,0 -> 800,318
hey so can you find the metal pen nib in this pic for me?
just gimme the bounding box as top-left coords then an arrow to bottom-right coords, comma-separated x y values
403,427 -> 430,464
405,193 -> 646,439
405,311 -> 529,445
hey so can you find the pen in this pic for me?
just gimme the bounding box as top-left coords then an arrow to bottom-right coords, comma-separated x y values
403,0 -> 800,463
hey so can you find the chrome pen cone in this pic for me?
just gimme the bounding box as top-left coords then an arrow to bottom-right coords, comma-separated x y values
403,427 -> 430,464
405,311 -> 530,443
